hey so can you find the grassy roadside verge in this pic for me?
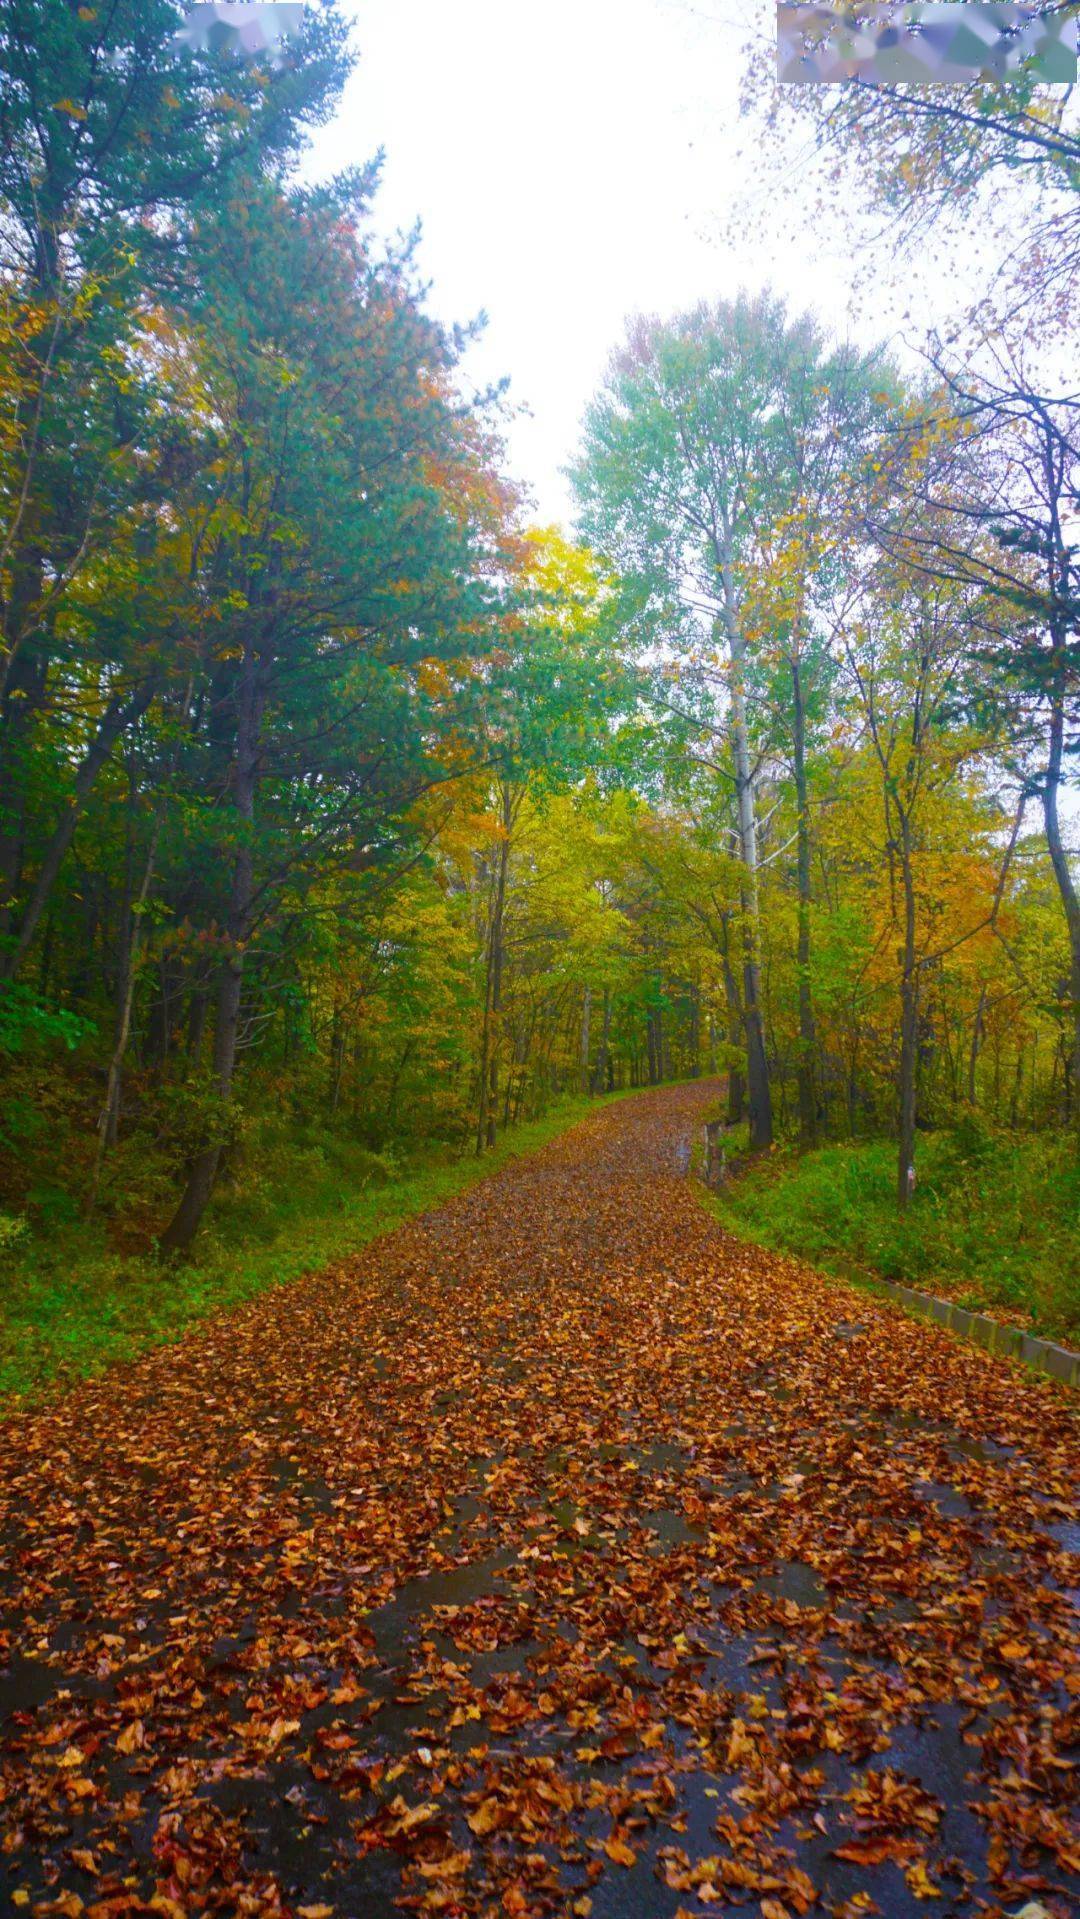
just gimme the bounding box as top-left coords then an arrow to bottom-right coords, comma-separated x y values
0,1090 -> 632,1407
700,1122 -> 1080,1348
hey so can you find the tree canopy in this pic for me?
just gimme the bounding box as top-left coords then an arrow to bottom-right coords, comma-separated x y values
1,12 -> 1079,1282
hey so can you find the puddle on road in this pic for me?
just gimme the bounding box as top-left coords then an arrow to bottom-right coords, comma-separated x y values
365,1550 -> 515,1662
268,1458 -> 337,1517
566,1690 -> 997,1919
1042,1519 -> 1080,1609
471,1635 -> 543,1680
724,1471 -> 784,1502
0,1650 -> 110,1719
584,1847 -> 685,1919
632,1438 -> 692,1474
698,1627 -> 784,1698
760,1708 -> 988,1919
754,1560 -> 828,1609
886,1407 -> 950,1434
913,1479 -> 977,1521
865,1593 -> 922,1626
643,1508 -> 705,1551
944,1432 -> 1017,1465
205,1761 -> 409,1919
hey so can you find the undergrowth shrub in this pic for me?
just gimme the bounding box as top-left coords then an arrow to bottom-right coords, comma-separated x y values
715,1125 -> 1079,1342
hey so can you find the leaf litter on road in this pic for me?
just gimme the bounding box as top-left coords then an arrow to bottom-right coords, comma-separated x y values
0,1085 -> 1076,1917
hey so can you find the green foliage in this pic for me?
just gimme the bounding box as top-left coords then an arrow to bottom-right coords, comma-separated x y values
151,1079 -> 249,1170
0,983 -> 94,1055
0,1210 -> 26,1256
2,5 -> 1079,1371
712,1126 -> 1080,1342
0,1 -> 353,259
0,1090 -> 634,1405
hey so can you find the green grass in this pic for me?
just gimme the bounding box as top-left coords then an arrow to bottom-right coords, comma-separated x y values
709,1117 -> 1080,1346
0,1091 -> 628,1407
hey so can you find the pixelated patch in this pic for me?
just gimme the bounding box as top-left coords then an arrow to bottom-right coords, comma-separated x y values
776,2 -> 1078,83
174,4 -> 307,65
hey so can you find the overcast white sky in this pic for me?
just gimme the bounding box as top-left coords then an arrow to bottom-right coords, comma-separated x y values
311,1 -> 984,524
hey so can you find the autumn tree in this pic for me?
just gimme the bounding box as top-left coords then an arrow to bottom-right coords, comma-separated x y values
156,173 -> 517,1250
753,19 -> 1080,322
0,0 -> 352,961
868,350 -> 1080,1101
830,537 -> 1011,1202
572,295 -> 892,1150
468,529 -> 624,1151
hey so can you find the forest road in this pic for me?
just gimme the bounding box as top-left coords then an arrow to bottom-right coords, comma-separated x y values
0,1081 -> 1076,1917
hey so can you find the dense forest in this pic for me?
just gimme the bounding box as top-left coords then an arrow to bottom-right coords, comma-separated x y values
1,2 -> 1078,1364
2,18 -> 1078,1918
